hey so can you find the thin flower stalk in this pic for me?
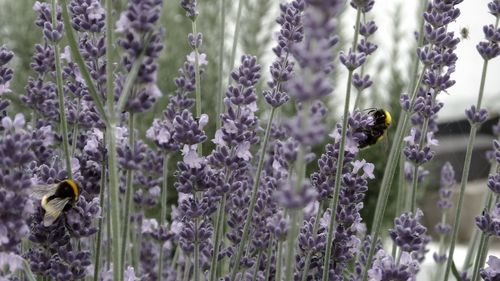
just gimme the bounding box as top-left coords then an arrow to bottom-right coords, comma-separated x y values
121,113 -> 135,270
105,0 -> 122,279
471,137 -> 500,280
216,0 -> 226,127
444,9 -> 500,274
228,0 -> 244,87
94,148 -> 107,281
51,0 -> 71,176
443,45 -> 496,281
322,7 -> 362,281
158,152 -> 169,280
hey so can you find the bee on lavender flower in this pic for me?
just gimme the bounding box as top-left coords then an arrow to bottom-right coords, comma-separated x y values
358,108 -> 392,149
31,179 -> 81,226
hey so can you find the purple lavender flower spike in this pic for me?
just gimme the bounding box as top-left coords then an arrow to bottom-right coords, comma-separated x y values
389,209 -> 428,253
116,0 -> 164,113
0,114 -> 35,253
368,250 -> 419,281
475,203 -> 500,237
0,46 -> 14,99
180,0 -> 198,19
263,0 -> 305,107
488,174 -> 500,195
480,255 -> 500,281
69,0 -> 106,33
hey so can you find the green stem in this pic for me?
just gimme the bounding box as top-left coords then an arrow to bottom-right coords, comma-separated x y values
463,160 -> 499,271
191,22 -> 203,156
284,209 -> 299,281
132,214 -> 140,275
94,151 -> 107,281
228,0 -> 244,86
120,113 -> 135,271
182,256 -> 191,281
322,8 -> 362,280
284,106 -> 308,281
442,57 -> 490,281
71,98 -> 81,155
209,194 -> 227,281
193,216 -> 200,281
442,126 -> 478,281
322,69 -> 355,281
276,240 -> 283,281
216,0 -> 226,128
23,260 -> 37,281
361,66 -> 427,281
106,177 -> 112,270
158,153 -> 170,280
409,164 -> 419,213
471,231 -> 488,281
251,250 -> 263,281
51,0 -> 72,176
410,117 -> 429,213
470,193 -> 497,281
263,238 -> 274,281
230,107 -> 277,279
117,54 -> 147,113
393,154 -> 406,258
300,203 -> 324,281
104,0 -> 122,279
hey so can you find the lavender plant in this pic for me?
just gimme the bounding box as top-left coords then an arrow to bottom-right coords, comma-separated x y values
1,0 -> 500,280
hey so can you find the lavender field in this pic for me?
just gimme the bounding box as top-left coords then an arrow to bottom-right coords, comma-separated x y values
0,0 -> 499,280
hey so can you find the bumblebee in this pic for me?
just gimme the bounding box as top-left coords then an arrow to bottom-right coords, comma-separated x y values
358,108 -> 392,149
460,27 -> 469,40
31,179 -> 80,226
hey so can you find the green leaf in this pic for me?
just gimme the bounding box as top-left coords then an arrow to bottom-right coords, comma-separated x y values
451,259 -> 462,280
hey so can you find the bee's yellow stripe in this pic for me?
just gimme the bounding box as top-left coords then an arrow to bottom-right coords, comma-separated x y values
66,179 -> 79,199
383,110 -> 392,127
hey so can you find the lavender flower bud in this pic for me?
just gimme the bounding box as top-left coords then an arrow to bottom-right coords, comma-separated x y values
352,73 -> 373,91
180,0 -> 198,20
0,46 -> 14,96
188,32 -> 203,49
359,20 -> 378,37
465,105 -> 489,124
488,0 -> 500,16
487,174 -> 500,194
475,203 -> 500,237
477,41 -> 500,60
43,22 -> 64,42
483,24 -> 500,42
350,0 -> 375,12
480,255 -> 500,281
389,209 -> 428,253
339,50 -> 366,71
69,0 -> 106,33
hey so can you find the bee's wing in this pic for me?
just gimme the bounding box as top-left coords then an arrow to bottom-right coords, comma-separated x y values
31,184 -> 58,200
43,197 -> 70,227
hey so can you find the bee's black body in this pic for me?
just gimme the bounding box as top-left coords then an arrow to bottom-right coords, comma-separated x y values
32,179 -> 80,226
358,109 -> 392,149
47,180 -> 79,211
